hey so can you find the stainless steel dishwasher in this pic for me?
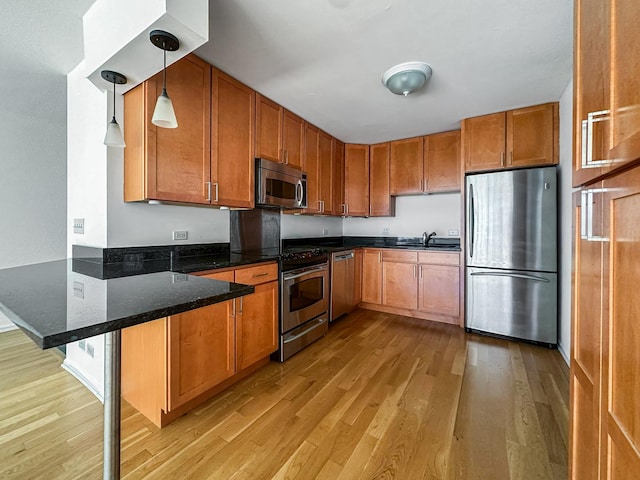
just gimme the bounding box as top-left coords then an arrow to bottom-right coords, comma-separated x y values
330,250 -> 355,322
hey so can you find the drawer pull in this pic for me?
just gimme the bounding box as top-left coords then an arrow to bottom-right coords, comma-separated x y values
253,272 -> 269,278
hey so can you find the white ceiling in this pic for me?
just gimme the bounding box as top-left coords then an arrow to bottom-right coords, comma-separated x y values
196,0 -> 573,144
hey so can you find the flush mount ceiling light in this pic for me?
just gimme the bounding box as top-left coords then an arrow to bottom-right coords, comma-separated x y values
150,30 -> 179,128
382,61 -> 432,96
101,70 -> 127,148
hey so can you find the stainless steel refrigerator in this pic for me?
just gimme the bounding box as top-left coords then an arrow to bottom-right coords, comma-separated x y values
465,166 -> 557,347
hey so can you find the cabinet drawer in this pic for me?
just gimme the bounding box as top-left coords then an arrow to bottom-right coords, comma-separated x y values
199,270 -> 235,282
235,263 -> 278,285
418,251 -> 460,266
382,250 -> 418,263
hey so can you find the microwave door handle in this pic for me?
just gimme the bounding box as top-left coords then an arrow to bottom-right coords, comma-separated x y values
295,180 -> 303,207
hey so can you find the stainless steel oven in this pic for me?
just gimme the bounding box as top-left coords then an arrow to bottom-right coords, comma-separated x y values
279,262 -> 328,361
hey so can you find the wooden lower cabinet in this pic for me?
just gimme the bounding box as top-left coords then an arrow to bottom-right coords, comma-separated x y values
236,281 -> 278,370
353,248 -> 363,305
570,164 -> 640,479
358,249 -> 461,324
361,249 -> 382,304
121,262 -> 278,427
167,301 -> 235,410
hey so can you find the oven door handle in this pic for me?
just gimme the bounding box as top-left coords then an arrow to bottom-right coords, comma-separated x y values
283,317 -> 327,344
283,266 -> 327,281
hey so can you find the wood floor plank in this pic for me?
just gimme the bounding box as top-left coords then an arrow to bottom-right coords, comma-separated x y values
0,312 -> 569,479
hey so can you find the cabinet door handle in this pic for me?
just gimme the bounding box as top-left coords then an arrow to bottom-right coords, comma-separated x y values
500,152 -> 505,166
508,152 -> 513,165
213,183 -> 219,203
206,182 -> 212,202
345,204 -> 349,216
413,264 -> 417,278
585,110 -> 610,167
239,298 -> 243,315
231,299 -> 236,317
341,203 -> 346,216
369,204 -> 372,217
580,188 -> 609,242
419,265 -> 423,279
378,252 -> 382,263
285,151 -> 289,164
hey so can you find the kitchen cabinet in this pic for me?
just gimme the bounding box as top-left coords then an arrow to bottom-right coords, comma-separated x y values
318,130 -> 333,214
418,251 -> 460,320
332,139 -> 345,216
570,165 -> 640,480
255,94 -> 305,171
211,68 -> 255,208
121,262 -> 278,427
358,248 -> 461,325
353,248 -> 363,305
124,57 -> 255,208
255,94 -> 282,162
573,0 -> 640,187
424,130 -> 461,192
361,248 -> 382,304
124,54 -> 212,204
369,142 -> 395,216
389,136 -> 424,194
303,123 -> 320,214
381,250 -> 418,310
344,144 -> 370,217
462,102 -> 558,173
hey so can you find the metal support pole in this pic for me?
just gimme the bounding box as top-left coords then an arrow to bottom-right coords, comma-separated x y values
103,330 -> 121,480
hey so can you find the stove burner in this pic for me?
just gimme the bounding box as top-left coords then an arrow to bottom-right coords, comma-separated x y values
281,247 -> 328,271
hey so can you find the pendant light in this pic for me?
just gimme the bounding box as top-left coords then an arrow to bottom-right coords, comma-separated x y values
101,70 -> 127,148
150,30 -> 179,128
382,62 -> 432,96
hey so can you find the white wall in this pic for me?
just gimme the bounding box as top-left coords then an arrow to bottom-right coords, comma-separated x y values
0,63 -> 69,332
280,214 -> 343,239
343,194 -> 461,237
558,79 -> 574,364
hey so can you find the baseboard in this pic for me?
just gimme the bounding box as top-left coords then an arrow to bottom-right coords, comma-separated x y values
62,358 -> 104,403
0,323 -> 18,333
557,343 -> 570,366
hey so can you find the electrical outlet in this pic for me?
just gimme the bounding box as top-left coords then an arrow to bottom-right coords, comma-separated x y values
78,340 -> 86,351
448,229 -> 460,237
73,218 -> 84,234
322,229 -> 329,236
86,343 -> 94,358
73,281 -> 84,299
382,227 -> 390,235
172,230 -> 188,241
172,273 -> 189,283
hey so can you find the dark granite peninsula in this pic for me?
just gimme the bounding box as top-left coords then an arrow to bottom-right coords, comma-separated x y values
0,259 -> 254,480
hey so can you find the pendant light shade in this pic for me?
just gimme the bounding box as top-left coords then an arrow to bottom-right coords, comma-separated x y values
382,62 -> 432,96
150,30 -> 180,129
101,70 -> 127,148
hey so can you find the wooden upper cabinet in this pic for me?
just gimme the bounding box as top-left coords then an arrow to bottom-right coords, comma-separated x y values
124,54 -> 212,203
283,109 -> 304,170
344,144 -> 370,217
332,139 -> 345,215
609,0 -> 640,174
390,136 -> 424,194
318,130 -> 333,214
211,68 -> 255,208
424,130 -> 461,193
463,103 -> 558,173
255,94 -> 283,162
507,103 -> 557,168
462,112 -> 506,172
370,142 -> 395,216
303,123 -> 320,214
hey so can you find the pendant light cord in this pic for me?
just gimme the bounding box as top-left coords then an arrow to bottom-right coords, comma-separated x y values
112,81 -> 116,121
162,41 -> 167,93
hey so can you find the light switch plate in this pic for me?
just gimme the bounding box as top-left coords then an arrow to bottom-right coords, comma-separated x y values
172,230 -> 188,241
73,218 -> 84,234
448,229 -> 459,236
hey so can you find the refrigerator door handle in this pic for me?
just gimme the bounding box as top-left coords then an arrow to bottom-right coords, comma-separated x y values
468,183 -> 475,258
469,271 -> 550,283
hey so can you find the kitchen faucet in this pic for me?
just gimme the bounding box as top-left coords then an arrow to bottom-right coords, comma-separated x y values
422,231 -> 437,246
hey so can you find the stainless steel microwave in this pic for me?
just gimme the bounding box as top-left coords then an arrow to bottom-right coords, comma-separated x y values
256,158 -> 307,209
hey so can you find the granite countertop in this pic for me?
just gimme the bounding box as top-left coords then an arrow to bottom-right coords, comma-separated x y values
0,259 -> 254,349
283,236 -> 462,252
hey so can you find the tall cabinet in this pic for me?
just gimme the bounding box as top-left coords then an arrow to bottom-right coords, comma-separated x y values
570,0 -> 640,478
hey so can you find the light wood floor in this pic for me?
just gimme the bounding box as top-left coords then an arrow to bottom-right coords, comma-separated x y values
0,309 -> 569,479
